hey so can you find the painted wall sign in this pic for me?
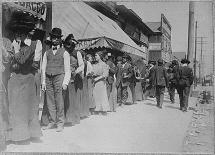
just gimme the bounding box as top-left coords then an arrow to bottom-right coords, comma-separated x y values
161,14 -> 171,40
6,2 -> 47,20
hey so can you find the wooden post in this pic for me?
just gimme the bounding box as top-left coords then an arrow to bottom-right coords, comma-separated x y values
194,21 -> 197,88
187,1 -> 195,69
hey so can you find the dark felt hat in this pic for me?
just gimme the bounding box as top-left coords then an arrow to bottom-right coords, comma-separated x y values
181,58 -> 190,64
122,53 -> 131,61
148,60 -> 156,65
64,33 -> 78,45
157,59 -> 164,64
49,27 -> 63,38
172,60 -> 178,65
117,56 -> 122,61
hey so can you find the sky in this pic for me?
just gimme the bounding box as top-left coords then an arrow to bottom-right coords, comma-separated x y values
118,1 -> 213,75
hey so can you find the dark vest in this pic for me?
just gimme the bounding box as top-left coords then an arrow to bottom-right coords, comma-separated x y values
46,47 -> 65,76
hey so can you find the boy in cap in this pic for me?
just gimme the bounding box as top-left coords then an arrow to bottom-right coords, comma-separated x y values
41,28 -> 71,132
177,58 -> 194,112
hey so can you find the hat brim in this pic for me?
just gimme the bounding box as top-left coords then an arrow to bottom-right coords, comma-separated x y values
10,25 -> 34,32
49,33 -> 63,38
181,60 -> 190,64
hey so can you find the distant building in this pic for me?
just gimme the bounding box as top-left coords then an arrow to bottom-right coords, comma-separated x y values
116,5 -> 154,61
86,2 -> 154,61
146,14 -> 172,63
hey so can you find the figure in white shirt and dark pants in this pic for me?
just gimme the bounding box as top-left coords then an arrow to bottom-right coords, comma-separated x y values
41,28 -> 71,132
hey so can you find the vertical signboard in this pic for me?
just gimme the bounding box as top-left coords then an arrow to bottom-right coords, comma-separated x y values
161,14 -> 171,41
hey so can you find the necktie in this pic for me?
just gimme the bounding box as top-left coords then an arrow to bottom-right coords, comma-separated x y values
53,46 -> 57,50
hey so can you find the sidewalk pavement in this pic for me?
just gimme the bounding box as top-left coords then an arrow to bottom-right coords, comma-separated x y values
4,88 -> 200,153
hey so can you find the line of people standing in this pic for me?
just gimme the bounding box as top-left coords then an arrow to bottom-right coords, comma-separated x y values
2,14 -> 145,140
1,15 -> 193,145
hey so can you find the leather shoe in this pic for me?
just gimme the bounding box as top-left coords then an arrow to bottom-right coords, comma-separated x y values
56,126 -> 64,132
42,123 -> 56,130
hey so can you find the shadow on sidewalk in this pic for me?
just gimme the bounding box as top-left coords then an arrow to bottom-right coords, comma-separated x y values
165,105 -> 180,110
144,102 -> 157,107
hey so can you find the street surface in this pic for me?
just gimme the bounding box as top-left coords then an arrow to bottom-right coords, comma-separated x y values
4,89 -> 201,153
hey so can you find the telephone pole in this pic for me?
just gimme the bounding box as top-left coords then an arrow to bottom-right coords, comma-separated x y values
194,21 -> 197,88
196,37 -> 207,84
187,1 -> 195,69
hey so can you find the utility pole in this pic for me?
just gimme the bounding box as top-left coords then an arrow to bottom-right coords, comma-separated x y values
194,21 -> 197,88
187,1 -> 195,69
196,37 -> 207,84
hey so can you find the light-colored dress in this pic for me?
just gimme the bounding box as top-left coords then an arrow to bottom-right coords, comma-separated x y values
92,61 -> 110,112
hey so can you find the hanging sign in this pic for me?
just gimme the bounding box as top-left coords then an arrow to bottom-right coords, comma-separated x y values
6,2 -> 47,20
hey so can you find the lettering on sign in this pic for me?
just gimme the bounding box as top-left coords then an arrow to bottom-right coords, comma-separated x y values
161,14 -> 171,40
76,39 -> 99,49
14,2 -> 46,16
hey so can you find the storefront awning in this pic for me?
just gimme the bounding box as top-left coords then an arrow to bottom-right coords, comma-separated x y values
52,2 -> 146,60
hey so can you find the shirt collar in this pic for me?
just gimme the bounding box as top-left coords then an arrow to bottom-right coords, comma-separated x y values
52,45 -> 60,50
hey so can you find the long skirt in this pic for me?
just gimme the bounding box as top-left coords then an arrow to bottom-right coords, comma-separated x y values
135,81 -> 144,101
64,82 -> 81,125
2,72 -> 12,142
108,79 -> 117,112
81,77 -> 89,117
8,73 -> 42,141
126,86 -> 133,104
93,79 -> 110,112
87,77 -> 95,109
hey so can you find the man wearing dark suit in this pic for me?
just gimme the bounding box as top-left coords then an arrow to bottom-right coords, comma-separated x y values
153,59 -> 169,108
177,58 -> 194,112
105,53 -> 116,99
117,53 -> 133,107
116,56 -> 123,106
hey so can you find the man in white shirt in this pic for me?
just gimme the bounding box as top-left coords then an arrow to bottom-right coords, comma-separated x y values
41,28 -> 70,132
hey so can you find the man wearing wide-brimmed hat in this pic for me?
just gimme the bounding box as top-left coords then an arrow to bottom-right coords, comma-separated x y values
177,58 -> 194,112
153,59 -> 169,109
41,27 -> 71,132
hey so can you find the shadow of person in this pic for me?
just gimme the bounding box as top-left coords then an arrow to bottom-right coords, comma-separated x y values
144,102 -> 157,107
30,137 -> 43,144
13,139 -> 31,145
165,105 -> 180,110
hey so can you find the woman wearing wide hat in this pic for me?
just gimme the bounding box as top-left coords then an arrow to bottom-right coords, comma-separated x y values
7,16 -> 43,142
177,58 -> 194,112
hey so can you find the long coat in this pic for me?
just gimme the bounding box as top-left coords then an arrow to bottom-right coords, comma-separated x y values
115,63 -> 122,88
178,66 -> 194,87
121,62 -> 133,87
152,65 -> 169,87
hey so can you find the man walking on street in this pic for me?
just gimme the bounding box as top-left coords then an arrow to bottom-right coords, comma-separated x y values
153,59 -> 169,109
177,58 -> 194,112
167,60 -> 179,104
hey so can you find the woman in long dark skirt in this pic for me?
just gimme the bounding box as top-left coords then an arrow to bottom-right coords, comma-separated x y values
8,18 -> 42,142
63,34 -> 85,125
